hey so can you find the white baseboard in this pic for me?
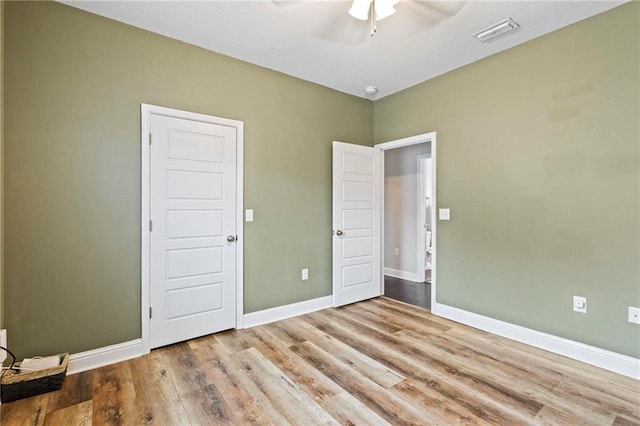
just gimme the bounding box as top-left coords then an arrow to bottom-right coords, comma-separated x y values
68,339 -> 143,375
65,295 -> 332,375
432,302 -> 640,380
243,295 -> 333,329
384,267 -> 421,283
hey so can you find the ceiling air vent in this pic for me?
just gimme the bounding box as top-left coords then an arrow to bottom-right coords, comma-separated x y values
474,18 -> 519,42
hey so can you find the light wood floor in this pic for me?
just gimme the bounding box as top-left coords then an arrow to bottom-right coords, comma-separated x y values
2,297 -> 639,425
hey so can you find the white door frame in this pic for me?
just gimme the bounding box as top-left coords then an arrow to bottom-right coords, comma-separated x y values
140,103 -> 244,354
374,132 -> 437,306
417,154 -> 430,281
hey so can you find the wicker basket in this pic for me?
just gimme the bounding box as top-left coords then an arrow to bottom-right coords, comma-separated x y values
1,353 -> 69,403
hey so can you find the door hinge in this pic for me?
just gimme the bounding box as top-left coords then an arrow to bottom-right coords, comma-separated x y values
149,220 -> 153,232
149,133 -> 152,145
149,307 -> 152,319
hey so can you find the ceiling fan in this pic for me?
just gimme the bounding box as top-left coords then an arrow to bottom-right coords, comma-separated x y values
271,1 -> 465,45
348,0 -> 399,37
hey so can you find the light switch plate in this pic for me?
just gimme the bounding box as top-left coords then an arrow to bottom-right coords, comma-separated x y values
302,268 -> 309,280
439,208 -> 451,220
245,209 -> 254,222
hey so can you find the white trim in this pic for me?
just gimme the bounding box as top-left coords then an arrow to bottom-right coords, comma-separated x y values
243,296 -> 333,329
432,302 -> 640,380
379,152 -> 385,296
67,339 -> 143,375
375,133 -> 434,151
384,267 -> 421,283
416,154 -> 429,281
375,132 -> 437,305
430,134 -> 437,306
140,103 -> 244,354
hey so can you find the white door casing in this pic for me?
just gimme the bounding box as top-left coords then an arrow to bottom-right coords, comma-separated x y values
375,132 -> 437,306
141,104 -> 244,352
332,141 -> 382,307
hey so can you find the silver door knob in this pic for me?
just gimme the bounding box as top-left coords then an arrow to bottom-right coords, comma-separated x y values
335,230 -> 344,236
227,235 -> 236,242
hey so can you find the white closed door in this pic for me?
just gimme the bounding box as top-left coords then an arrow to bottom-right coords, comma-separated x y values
150,114 -> 237,349
332,141 -> 382,307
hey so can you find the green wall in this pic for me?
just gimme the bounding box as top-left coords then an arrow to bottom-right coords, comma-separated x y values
374,2 -> 640,358
3,1 -> 372,358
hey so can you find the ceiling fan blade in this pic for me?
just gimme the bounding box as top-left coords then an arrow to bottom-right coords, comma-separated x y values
269,0 -> 302,8
410,0 -> 466,19
318,13 -> 372,45
382,0 -> 465,38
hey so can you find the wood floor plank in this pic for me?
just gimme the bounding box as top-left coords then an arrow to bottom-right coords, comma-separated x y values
358,298 -> 452,333
395,329 -> 616,425
321,391 -> 391,426
92,362 -> 140,425
552,377 -> 640,422
44,400 -> 92,426
271,318 -> 406,389
396,328 -> 562,392
160,342 -> 237,425
464,328 -> 640,410
262,321 -> 308,347
441,326 -> 566,387
0,392 -> 50,426
189,334 -> 300,424
45,370 -> 94,414
391,378 -> 491,425
347,301 -> 446,338
532,404 -> 615,426
335,305 -> 403,335
128,350 -> 191,425
483,330 -> 640,391
290,340 -> 438,426
373,297 -> 456,329
213,328 -> 253,354
159,342 -> 212,392
613,414 -> 640,426
234,347 -> 339,425
241,326 -> 344,402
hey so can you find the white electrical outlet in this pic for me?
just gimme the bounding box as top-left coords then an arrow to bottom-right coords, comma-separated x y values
0,329 -> 7,363
245,209 -> 254,222
302,268 -> 309,280
573,296 -> 587,314
628,306 -> 640,325
394,248 -> 400,256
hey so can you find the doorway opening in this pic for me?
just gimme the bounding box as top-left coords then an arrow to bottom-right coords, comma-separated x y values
375,133 -> 436,310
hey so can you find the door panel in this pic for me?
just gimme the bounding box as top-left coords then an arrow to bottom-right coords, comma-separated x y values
332,141 -> 381,307
150,114 -> 236,349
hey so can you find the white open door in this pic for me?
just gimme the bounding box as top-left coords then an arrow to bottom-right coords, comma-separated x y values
332,141 -> 382,307
149,113 -> 237,348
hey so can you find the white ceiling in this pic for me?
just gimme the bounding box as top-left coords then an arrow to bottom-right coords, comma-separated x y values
62,0 -> 626,99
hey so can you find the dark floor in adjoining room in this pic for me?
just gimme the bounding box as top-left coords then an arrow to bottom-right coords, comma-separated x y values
383,275 -> 431,309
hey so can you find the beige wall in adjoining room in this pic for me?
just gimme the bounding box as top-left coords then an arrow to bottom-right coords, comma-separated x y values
384,143 -> 430,276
